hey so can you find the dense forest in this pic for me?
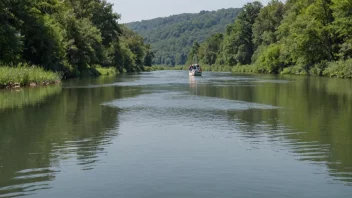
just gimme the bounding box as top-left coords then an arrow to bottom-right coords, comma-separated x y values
0,0 -> 152,78
187,0 -> 352,78
127,8 -> 241,66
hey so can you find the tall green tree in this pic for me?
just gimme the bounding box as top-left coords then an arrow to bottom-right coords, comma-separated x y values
2,0 -> 66,70
144,44 -> 154,66
119,25 -> 147,71
0,0 -> 23,63
279,0 -> 338,67
253,0 -> 285,46
186,42 -> 200,65
219,1 -> 263,65
197,33 -> 224,65
331,0 -> 352,59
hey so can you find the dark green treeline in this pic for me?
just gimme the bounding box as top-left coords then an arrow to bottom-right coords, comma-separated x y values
188,0 -> 352,78
0,0 -> 153,77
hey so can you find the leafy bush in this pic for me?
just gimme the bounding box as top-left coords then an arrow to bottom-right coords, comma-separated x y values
95,66 -> 117,76
254,44 -> 286,73
323,59 -> 352,78
309,61 -> 328,76
281,65 -> 308,75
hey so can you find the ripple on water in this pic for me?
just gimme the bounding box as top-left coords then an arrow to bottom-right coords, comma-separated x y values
0,168 -> 56,198
51,134 -> 116,171
0,131 -> 117,198
101,90 -> 352,186
102,92 -> 278,112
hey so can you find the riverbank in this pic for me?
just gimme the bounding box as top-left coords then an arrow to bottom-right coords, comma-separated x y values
143,65 -> 184,71
95,67 -> 119,76
0,65 -> 62,89
231,59 -> 352,78
0,63 -> 126,89
148,60 -> 352,79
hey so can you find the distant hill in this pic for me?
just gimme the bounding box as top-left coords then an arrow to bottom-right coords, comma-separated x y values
126,8 -> 241,65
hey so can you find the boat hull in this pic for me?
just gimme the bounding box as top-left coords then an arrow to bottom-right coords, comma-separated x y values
189,71 -> 202,76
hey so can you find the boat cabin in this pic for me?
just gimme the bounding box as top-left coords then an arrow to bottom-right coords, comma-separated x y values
189,64 -> 201,71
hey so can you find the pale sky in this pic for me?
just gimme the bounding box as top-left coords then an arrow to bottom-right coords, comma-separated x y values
109,0 -> 272,23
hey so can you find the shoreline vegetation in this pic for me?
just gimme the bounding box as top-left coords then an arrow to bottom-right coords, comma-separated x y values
0,64 -> 121,89
0,0 -> 152,89
144,61 -> 352,79
0,64 -> 61,89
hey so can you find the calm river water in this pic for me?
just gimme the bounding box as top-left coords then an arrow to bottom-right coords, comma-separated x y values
0,71 -> 352,197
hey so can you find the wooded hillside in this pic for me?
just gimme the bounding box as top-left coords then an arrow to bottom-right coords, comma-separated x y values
127,8 -> 241,65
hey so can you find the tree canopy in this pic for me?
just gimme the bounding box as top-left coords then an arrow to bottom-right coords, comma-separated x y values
0,0 -> 150,77
186,0 -> 352,77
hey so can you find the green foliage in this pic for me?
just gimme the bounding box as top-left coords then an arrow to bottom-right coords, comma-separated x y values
95,66 -> 118,76
144,44 -> 154,66
309,61 -> 329,76
280,0 -> 338,67
0,0 -> 149,80
281,65 -> 309,76
0,63 -> 61,87
3,0 -> 352,79
198,33 -> 224,65
254,44 -> 287,73
127,8 -> 241,65
217,2 -> 263,66
186,42 -> 200,65
253,0 -> 285,46
231,65 -> 260,73
323,59 -> 352,78
184,0 -> 352,78
144,65 -> 184,71
0,1 -> 23,63
120,25 -> 146,71
65,17 -> 103,70
331,0 -> 352,59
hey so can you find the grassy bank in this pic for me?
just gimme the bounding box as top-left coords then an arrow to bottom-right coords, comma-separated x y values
191,62 -> 352,78
0,64 -> 122,89
0,64 -> 62,89
145,64 -> 255,72
147,60 -> 352,79
237,60 -> 352,78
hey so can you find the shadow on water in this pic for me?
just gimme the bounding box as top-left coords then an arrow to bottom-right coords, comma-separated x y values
0,76 -> 142,197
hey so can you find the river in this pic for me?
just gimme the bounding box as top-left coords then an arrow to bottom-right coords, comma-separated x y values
0,71 -> 351,197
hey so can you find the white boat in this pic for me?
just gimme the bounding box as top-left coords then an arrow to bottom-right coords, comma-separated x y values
188,64 -> 202,76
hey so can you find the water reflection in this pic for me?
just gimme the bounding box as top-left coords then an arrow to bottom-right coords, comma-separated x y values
0,86 -> 62,111
0,76 -> 142,197
0,71 -> 352,197
189,76 -> 197,88
187,74 -> 352,186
